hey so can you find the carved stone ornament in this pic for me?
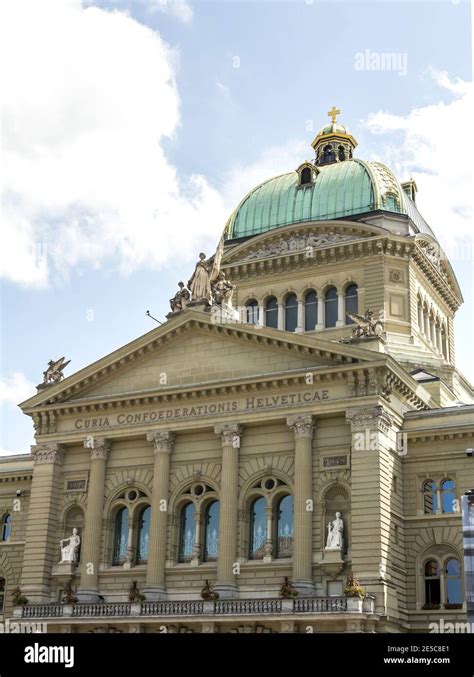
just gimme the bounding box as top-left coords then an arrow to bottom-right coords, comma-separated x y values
38,357 -> 71,389
242,232 -> 357,261
147,430 -> 175,454
214,423 -> 243,446
346,309 -> 384,339
287,415 -> 314,439
84,437 -> 110,461
31,443 -> 64,465
201,580 -> 219,601
346,405 -> 393,433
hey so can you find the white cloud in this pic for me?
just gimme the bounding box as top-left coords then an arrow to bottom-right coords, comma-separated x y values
0,372 -> 36,406
147,0 -> 193,23
1,0 -> 223,288
363,70 -> 473,252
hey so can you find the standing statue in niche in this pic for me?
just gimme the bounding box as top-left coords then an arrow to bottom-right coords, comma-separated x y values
60,528 -> 81,563
326,512 -> 344,550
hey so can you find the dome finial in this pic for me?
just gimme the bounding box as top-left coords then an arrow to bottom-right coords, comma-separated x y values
328,106 -> 341,124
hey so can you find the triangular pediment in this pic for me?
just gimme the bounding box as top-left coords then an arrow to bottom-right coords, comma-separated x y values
20,309 -> 377,411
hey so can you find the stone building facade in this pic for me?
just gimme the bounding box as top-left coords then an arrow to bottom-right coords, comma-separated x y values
1,113 -> 473,633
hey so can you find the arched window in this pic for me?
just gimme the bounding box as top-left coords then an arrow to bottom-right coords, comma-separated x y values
137,505 -> 151,564
113,507 -> 129,565
1,514 -> 11,542
324,287 -> 338,328
245,300 -> 260,324
445,559 -> 462,605
304,290 -> 318,331
441,326 -> 448,359
203,501 -> 219,562
300,167 -> 312,185
249,497 -> 266,560
320,145 -> 335,165
276,495 -> 293,558
0,578 -> 5,614
285,293 -> 298,332
179,502 -> 196,563
423,480 -> 438,514
441,479 -> 456,514
345,284 -> 358,323
338,145 -> 345,161
265,297 -> 278,329
424,560 -> 441,606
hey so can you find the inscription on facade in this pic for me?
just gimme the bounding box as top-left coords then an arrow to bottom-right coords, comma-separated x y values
72,389 -> 330,431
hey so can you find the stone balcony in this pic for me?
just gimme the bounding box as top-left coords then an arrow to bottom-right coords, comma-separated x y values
14,596 -> 375,621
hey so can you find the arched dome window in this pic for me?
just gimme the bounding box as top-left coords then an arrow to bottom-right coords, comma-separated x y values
300,167 -> 312,185
304,290 -> 318,330
325,287 -> 338,328
338,145 -> 345,161
345,284 -> 358,324
245,299 -> 260,324
320,145 -> 335,166
285,293 -> 298,332
265,297 -> 278,329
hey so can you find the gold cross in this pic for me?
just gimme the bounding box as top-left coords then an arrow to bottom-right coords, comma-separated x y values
328,106 -> 341,124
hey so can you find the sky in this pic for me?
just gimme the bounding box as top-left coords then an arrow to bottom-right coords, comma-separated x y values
1,0 -> 473,455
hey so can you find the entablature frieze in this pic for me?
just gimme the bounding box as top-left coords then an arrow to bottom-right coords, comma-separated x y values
26,362 -> 428,439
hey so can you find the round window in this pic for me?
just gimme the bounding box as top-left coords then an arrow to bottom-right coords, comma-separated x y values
263,478 -> 276,491
126,489 -> 138,502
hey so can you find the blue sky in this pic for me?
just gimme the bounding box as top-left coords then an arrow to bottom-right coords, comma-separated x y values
1,0 -> 472,454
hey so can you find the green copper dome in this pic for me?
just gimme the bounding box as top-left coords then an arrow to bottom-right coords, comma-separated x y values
226,159 -> 407,240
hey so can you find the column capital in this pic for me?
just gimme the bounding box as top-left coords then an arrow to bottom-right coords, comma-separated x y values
84,437 -> 110,460
214,423 -> 243,446
31,443 -> 65,465
286,415 -> 315,439
345,405 -> 393,432
146,430 -> 175,454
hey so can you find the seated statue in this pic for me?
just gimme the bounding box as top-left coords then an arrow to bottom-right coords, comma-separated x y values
60,528 -> 80,563
211,272 -> 235,306
169,281 -> 191,312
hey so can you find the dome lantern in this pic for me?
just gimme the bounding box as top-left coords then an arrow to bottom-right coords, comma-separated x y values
312,106 -> 358,167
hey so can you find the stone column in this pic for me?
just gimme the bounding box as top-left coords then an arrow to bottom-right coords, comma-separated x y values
77,438 -> 110,602
336,291 -> 345,327
215,423 -> 242,598
277,303 -> 285,330
287,415 -> 315,596
20,444 -> 64,602
295,300 -> 305,333
316,295 -> 324,330
144,431 -> 175,600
